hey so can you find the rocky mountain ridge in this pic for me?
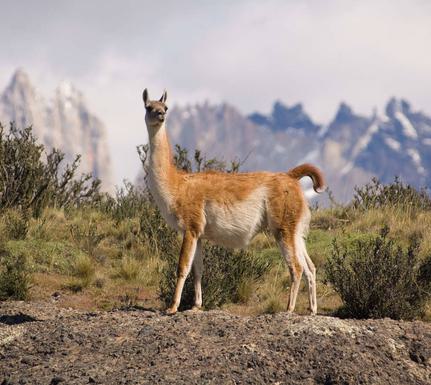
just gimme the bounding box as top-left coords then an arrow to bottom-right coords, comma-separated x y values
168,98 -> 431,202
0,70 -> 112,191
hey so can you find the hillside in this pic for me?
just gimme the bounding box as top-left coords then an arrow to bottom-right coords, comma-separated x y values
1,301 -> 430,384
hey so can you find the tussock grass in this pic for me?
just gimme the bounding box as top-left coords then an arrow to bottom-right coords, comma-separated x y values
73,254 -> 96,280
115,256 -> 143,281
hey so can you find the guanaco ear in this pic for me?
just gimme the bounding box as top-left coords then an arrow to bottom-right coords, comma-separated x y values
143,89 -> 150,107
159,89 -> 167,104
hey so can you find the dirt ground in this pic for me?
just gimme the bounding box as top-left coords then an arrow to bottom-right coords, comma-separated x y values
0,301 -> 430,385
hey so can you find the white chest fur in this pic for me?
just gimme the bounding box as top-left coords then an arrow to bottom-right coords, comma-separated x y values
147,168 -> 181,231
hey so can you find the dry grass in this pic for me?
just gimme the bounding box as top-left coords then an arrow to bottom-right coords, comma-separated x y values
2,198 -> 429,320
349,208 -> 431,257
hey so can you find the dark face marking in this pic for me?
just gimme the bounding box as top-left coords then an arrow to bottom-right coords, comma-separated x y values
146,101 -> 168,124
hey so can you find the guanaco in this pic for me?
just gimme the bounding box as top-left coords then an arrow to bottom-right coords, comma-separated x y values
142,89 -> 325,315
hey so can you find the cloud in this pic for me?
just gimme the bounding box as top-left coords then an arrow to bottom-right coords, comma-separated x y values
1,0 -> 430,184
161,0 -> 431,120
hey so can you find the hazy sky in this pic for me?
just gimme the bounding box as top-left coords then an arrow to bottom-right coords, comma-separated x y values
1,0 -> 430,184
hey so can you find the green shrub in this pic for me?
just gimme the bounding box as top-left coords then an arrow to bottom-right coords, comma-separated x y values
0,123 -> 100,217
5,239 -> 81,274
159,243 -> 274,310
98,181 -> 150,222
352,177 -> 431,212
324,226 -> 431,320
63,278 -> 88,293
0,249 -> 31,300
137,143 -> 241,176
138,205 -> 178,257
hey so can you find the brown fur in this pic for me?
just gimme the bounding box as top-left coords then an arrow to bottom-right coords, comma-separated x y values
288,163 -> 326,193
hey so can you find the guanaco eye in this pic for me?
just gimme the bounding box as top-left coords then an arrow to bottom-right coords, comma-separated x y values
165,106 -> 168,112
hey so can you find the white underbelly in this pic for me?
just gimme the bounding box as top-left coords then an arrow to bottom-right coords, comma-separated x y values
202,188 -> 267,248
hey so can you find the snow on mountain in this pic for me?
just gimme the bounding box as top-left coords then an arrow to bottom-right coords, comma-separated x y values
0,70 -> 113,191
352,98 -> 431,188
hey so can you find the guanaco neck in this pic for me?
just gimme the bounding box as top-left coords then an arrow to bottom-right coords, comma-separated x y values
146,122 -> 178,202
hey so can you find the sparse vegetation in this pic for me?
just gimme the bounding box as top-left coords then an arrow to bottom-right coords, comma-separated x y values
0,124 -> 430,321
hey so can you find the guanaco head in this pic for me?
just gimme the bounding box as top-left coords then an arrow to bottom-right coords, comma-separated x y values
143,88 -> 168,130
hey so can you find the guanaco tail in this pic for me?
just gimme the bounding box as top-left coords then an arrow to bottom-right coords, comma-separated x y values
142,89 -> 326,315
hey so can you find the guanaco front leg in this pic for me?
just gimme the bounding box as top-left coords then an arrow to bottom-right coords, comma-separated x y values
166,231 -> 198,315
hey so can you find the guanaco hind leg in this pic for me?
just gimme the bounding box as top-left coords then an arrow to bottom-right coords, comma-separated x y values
297,236 -> 317,315
277,229 -> 317,315
192,239 -> 203,310
278,233 -> 303,313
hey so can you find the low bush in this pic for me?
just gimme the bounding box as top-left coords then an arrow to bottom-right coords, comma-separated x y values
72,254 -> 96,282
256,264 -> 287,314
0,248 -> 31,300
324,226 -> 431,320
98,181 -> 149,222
63,254 -> 95,292
5,239 -> 81,274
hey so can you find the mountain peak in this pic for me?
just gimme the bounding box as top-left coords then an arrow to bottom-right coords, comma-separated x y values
274,100 -> 303,113
333,102 -> 355,123
3,68 -> 36,101
385,97 -> 411,118
10,68 -> 31,87
249,100 -> 319,133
